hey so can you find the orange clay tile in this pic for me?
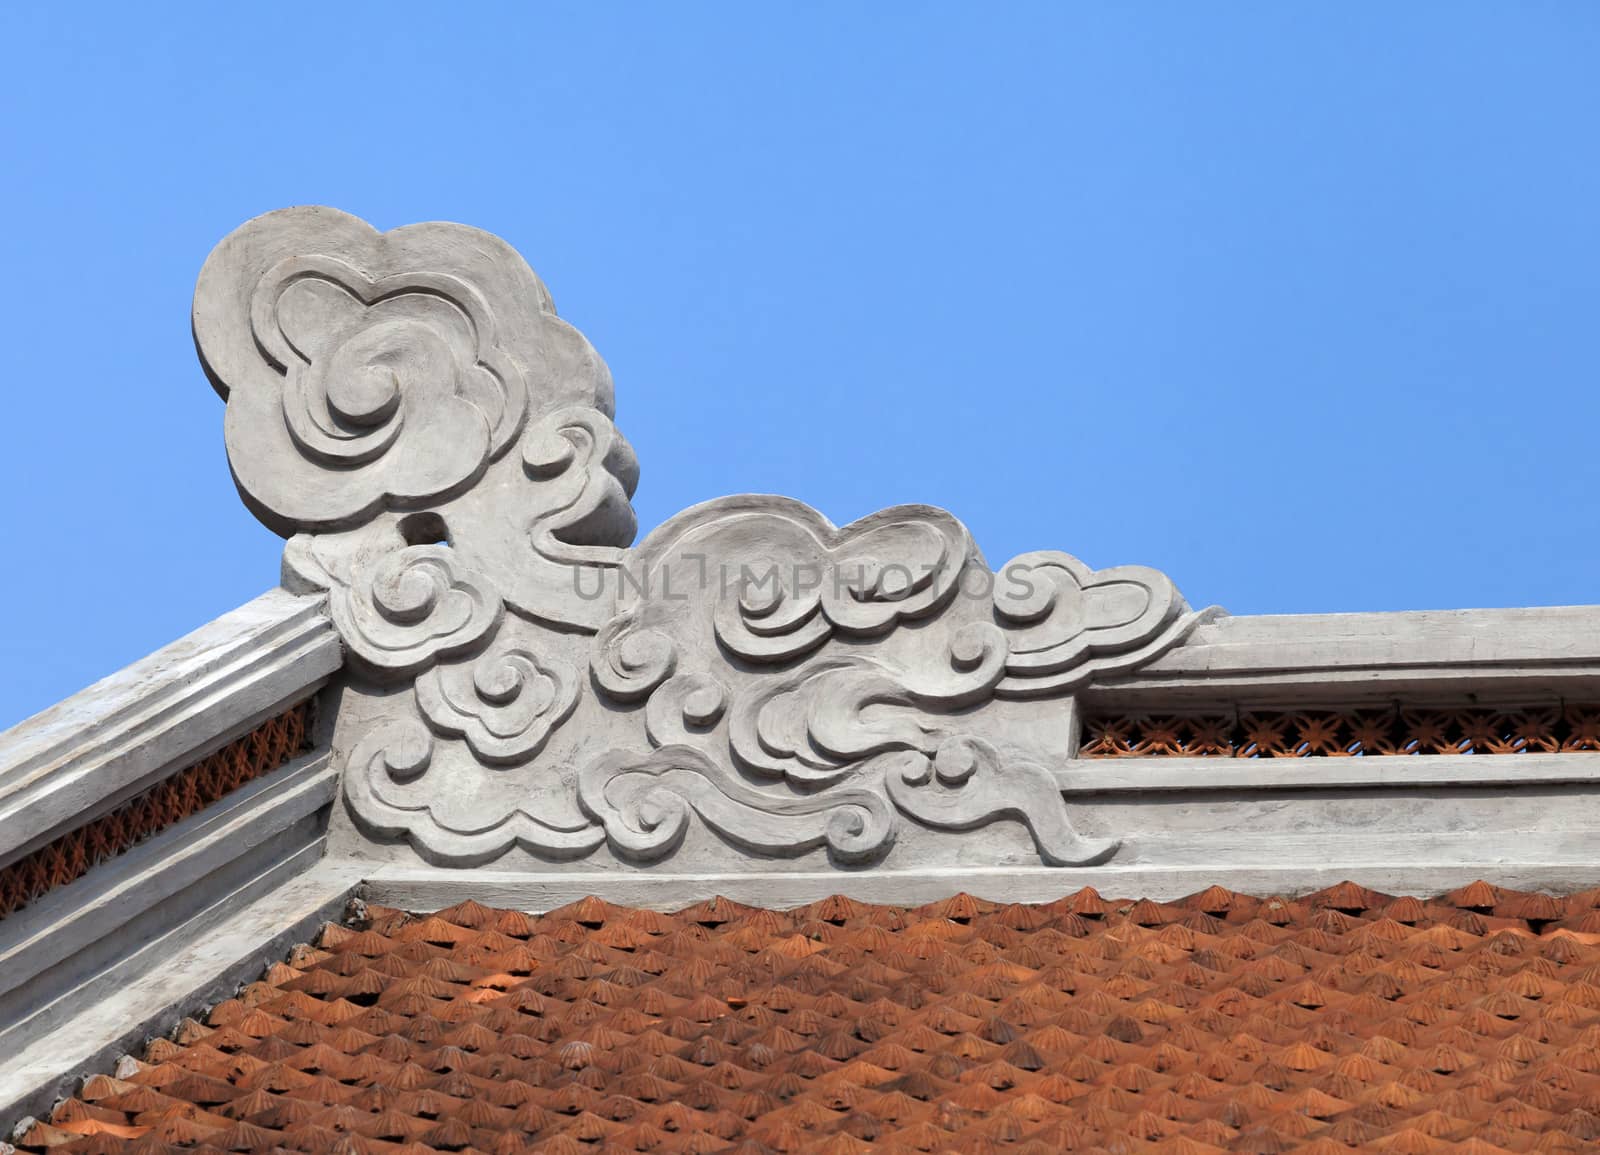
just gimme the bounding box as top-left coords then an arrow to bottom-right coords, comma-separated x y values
22,885 -> 1600,1153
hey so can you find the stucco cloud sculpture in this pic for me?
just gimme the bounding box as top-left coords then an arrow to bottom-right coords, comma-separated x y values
196,207 -> 1218,873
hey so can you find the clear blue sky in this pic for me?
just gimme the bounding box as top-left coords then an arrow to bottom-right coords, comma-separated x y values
3,4 -> 1598,728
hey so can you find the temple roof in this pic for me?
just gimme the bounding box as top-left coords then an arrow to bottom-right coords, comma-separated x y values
18,886 -> 1600,1154
9,205 -> 1600,1141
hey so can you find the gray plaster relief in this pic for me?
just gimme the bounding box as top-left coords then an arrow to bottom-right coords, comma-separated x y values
194,207 -> 1215,872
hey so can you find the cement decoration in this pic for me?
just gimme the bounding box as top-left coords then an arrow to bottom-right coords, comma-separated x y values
576,745 -> 898,864
414,639 -> 580,765
196,207 -> 1215,871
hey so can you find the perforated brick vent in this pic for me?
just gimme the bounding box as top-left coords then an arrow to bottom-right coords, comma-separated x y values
0,700 -> 314,921
1081,703 -> 1600,759
19,884 -> 1600,1154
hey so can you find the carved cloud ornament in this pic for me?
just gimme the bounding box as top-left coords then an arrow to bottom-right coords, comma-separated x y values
195,207 -> 1218,872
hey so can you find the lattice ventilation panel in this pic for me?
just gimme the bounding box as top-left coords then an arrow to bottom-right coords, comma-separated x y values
0,700 -> 314,921
1081,703 -> 1600,759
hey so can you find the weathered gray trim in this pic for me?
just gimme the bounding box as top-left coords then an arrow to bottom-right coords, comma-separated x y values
0,752 -> 337,1008
0,862 -> 361,1127
0,753 -> 339,1070
353,747 -> 1600,918
1057,751 -> 1600,793
360,861 -> 1600,915
0,588 -> 340,868
1091,604 -> 1600,707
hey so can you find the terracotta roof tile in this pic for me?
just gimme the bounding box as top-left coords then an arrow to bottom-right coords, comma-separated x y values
25,885 -> 1600,1151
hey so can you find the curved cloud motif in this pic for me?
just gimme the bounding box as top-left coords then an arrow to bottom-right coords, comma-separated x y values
195,207 -> 1218,875
415,641 -> 580,765
994,550 -> 1217,696
577,744 -> 896,865
195,206 -> 614,536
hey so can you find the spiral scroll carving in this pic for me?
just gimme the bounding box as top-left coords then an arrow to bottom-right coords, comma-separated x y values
195,206 -> 616,537
319,542 -> 503,678
259,258 -> 527,475
416,642 -> 580,765
591,614 -> 678,702
644,673 -> 728,748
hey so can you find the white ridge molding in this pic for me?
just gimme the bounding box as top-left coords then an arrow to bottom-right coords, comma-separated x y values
0,748 -> 345,1118
1089,604 -> 1600,707
0,861 -> 362,1127
0,588 -> 339,869
361,861 -> 1600,917
1058,751 -> 1600,794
